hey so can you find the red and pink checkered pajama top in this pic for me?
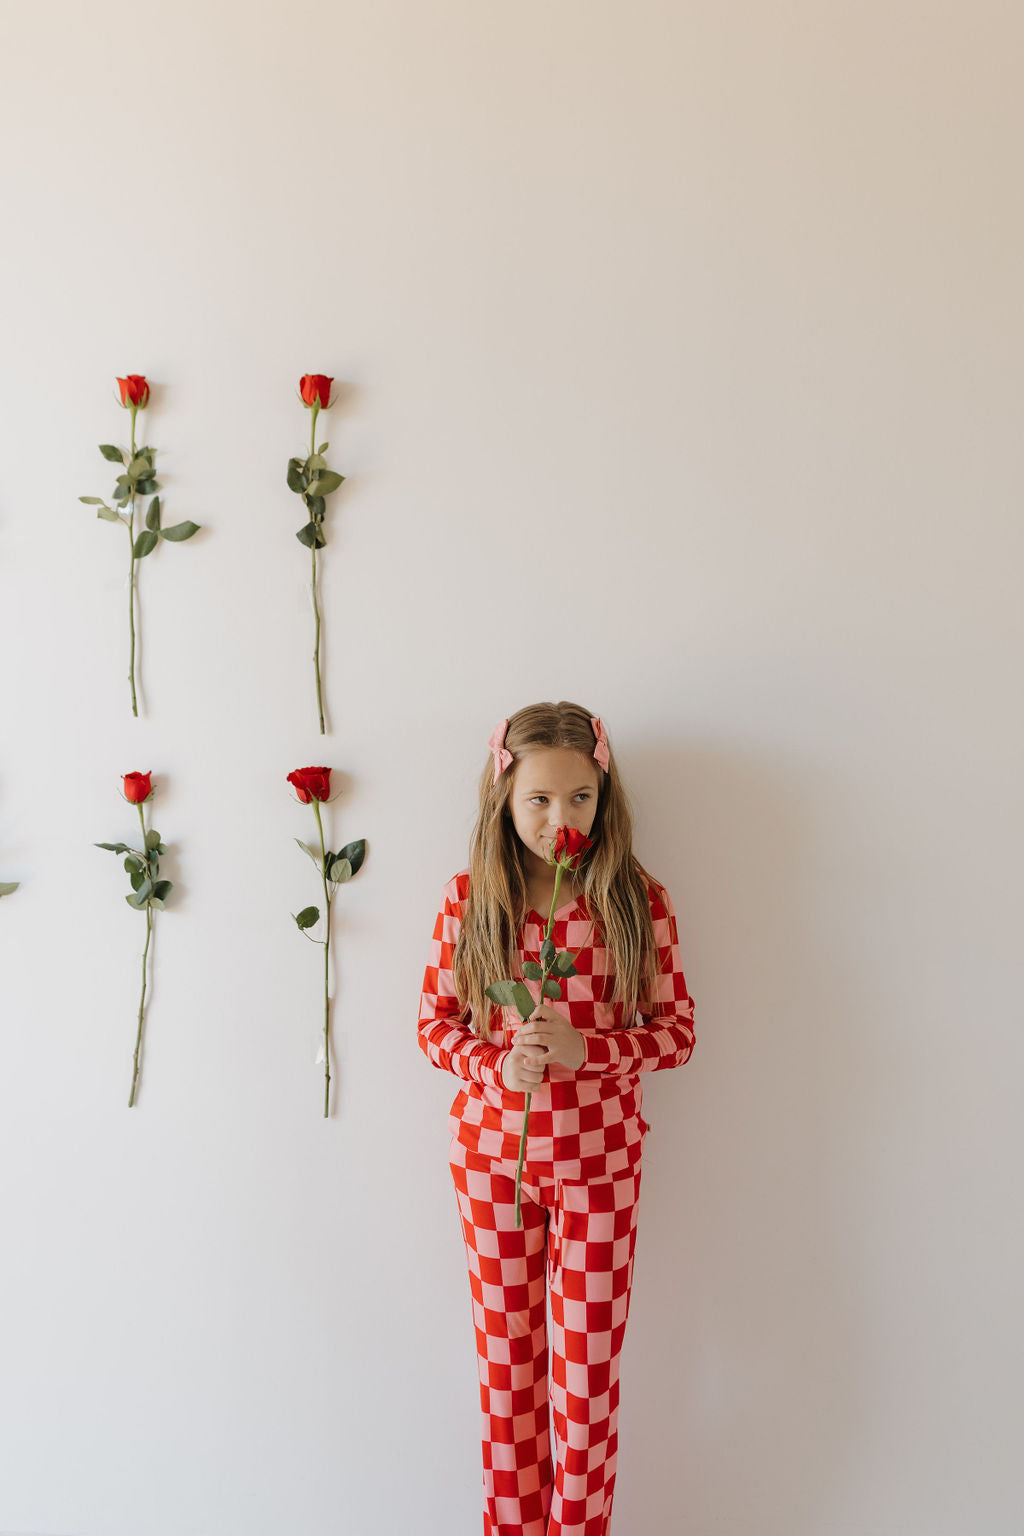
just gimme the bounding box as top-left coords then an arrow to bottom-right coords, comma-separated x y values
418,870 -> 695,1181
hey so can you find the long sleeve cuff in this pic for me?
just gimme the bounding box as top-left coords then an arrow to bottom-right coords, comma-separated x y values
580,1017 -> 695,1075
417,1017 -> 509,1088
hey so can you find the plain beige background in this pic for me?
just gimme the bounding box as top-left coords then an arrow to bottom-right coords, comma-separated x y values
1,2 -> 1021,1532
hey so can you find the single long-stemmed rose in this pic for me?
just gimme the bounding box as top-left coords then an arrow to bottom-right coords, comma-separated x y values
286,376 -> 346,734
288,766 -> 367,1116
95,772 -> 174,1106
79,376 -> 200,715
486,826 -> 593,1226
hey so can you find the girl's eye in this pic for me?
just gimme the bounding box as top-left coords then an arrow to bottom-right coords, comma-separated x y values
527,792 -> 590,806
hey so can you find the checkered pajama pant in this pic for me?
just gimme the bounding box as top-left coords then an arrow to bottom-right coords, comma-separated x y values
450,1141 -> 643,1536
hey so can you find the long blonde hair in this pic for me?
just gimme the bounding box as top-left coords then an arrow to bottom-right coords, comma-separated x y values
453,701 -> 660,1038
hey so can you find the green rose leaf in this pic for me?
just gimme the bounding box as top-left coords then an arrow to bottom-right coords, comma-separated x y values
307,454 -> 327,473
307,471 -> 345,497
125,892 -> 146,909
95,842 -> 132,854
153,880 -> 173,903
133,530 -> 158,559
304,493 -> 326,520
0,881 -> 19,897
129,869 -> 145,892
485,979 -> 537,1021
123,855 -> 144,874
135,478 -> 159,496
327,855 -> 352,884
293,837 -> 321,869
145,829 -> 161,852
522,960 -> 544,981
512,982 -> 540,1022
134,878 -> 153,903
127,456 -> 150,477
100,444 -> 125,463
542,978 -> 563,1000
317,441 -> 329,453
97,507 -> 121,523
552,952 -> 578,978
295,905 -> 320,930
296,521 -> 326,549
161,521 -> 200,542
336,839 -> 366,877
286,459 -> 308,493
79,496 -> 105,505
540,937 -> 556,966
145,496 -> 162,531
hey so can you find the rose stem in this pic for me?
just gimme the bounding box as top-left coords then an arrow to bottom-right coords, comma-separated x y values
310,403 -> 325,735
129,800 -> 150,1106
312,796 -> 332,1116
514,856 -> 567,1227
127,403 -> 138,717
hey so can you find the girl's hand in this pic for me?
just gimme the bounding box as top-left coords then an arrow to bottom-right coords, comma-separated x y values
516,1005 -> 586,1072
501,1042 -> 547,1094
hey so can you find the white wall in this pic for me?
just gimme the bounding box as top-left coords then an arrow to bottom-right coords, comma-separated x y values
1,3 -> 1021,1532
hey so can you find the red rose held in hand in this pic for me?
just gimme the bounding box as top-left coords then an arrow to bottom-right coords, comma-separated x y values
552,825 -> 592,869
287,766 -> 332,803
299,374 -> 333,409
116,375 -> 150,409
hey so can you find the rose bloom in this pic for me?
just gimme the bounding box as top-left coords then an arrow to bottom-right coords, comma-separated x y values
553,825 -> 592,868
117,375 -> 150,409
123,771 -> 153,803
299,374 -> 333,409
287,766 -> 332,803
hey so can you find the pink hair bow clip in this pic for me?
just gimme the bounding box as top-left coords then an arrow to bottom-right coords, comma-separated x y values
590,717 -> 610,772
489,719 -> 514,783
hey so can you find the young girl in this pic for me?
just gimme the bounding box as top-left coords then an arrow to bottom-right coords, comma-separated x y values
417,701 -> 695,1536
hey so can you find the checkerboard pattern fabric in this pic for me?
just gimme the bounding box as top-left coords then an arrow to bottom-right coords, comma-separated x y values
418,869 -> 695,1181
419,870 -> 694,1534
450,1140 -> 643,1536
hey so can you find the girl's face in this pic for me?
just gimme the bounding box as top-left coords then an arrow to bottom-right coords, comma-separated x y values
507,747 -> 600,875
